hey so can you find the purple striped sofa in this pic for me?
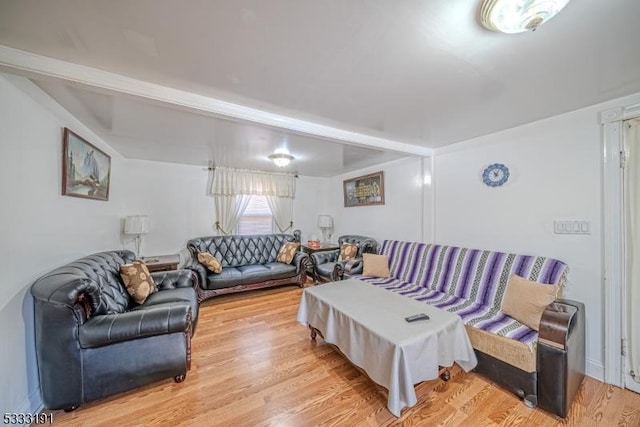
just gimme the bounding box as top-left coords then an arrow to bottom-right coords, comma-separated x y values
351,240 -> 585,418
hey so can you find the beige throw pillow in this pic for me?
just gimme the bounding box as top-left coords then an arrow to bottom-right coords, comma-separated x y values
120,260 -> 157,304
276,241 -> 300,264
338,243 -> 359,261
502,274 -> 559,331
198,252 -> 222,273
362,253 -> 390,278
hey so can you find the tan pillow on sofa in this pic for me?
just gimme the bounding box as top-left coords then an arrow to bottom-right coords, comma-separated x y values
198,252 -> 222,273
120,261 -> 157,304
276,241 -> 300,264
362,253 -> 390,278
502,274 -> 559,331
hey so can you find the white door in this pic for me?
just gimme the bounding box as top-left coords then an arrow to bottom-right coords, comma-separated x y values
623,117 -> 640,394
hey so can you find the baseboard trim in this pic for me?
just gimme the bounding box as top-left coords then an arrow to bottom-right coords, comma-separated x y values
586,358 -> 605,382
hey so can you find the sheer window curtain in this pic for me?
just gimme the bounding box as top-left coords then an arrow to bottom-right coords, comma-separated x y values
210,167 -> 296,235
624,118 -> 640,383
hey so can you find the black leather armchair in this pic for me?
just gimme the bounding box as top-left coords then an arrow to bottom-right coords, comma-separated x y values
311,235 -> 379,283
30,250 -> 198,411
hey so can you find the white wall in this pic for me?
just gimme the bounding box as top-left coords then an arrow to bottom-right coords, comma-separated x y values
434,91 -> 640,381
122,159 -> 215,263
0,74 -> 126,415
293,175 -> 331,242
329,157 -> 431,244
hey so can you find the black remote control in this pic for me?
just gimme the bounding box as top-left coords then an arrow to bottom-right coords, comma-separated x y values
405,313 -> 430,322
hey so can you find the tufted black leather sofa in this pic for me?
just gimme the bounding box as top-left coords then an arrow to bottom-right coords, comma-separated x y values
311,235 -> 379,283
185,231 -> 310,302
30,250 -> 198,411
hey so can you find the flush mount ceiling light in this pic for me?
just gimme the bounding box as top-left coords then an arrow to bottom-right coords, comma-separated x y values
268,153 -> 294,167
480,0 -> 571,33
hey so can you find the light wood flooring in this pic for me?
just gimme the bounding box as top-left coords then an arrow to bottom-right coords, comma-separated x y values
47,285 -> 640,427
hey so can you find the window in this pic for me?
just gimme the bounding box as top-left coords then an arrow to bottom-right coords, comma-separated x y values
236,195 -> 273,235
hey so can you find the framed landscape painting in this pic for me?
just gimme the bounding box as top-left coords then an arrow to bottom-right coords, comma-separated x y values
62,128 -> 111,201
343,171 -> 385,207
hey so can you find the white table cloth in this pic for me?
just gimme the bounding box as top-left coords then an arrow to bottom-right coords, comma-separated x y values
297,279 -> 477,417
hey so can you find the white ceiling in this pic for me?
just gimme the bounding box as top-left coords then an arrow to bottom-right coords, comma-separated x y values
0,0 -> 639,176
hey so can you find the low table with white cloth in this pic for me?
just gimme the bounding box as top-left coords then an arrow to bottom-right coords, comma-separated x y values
296,279 -> 478,417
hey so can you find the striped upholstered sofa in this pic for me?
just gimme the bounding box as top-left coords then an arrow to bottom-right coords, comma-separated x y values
351,240 -> 585,418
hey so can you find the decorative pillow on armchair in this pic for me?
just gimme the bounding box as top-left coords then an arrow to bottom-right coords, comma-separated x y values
277,241 -> 300,264
198,252 -> 223,273
338,243 -> 359,261
502,274 -> 559,331
120,260 -> 157,304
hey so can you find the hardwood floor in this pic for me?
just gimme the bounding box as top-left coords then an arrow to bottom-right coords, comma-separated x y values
47,285 -> 640,427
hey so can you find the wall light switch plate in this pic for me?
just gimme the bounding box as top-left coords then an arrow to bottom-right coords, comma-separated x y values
553,220 -> 591,235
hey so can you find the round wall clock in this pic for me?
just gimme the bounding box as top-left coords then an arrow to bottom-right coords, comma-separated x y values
482,163 -> 510,187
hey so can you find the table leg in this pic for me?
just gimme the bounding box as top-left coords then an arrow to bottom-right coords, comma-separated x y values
439,367 -> 451,381
309,325 -> 317,340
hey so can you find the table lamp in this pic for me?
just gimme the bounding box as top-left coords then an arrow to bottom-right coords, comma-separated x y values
317,214 -> 333,244
124,215 -> 150,258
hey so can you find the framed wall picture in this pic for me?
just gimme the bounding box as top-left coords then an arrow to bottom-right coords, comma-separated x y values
343,171 -> 385,207
62,127 -> 111,201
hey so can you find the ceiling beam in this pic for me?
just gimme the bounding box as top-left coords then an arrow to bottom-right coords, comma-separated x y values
0,45 -> 431,157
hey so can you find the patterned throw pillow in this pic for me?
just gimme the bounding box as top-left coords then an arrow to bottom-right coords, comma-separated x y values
198,252 -> 222,273
338,243 -> 359,261
277,241 -> 300,264
120,260 -> 157,304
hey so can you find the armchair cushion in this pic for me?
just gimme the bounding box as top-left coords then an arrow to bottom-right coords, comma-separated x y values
119,261 -> 156,304
338,243 -> 359,261
277,241 -> 300,264
362,253 -> 390,278
198,252 -> 222,273
502,274 -> 559,331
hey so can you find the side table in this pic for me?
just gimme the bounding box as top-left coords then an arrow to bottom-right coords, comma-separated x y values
301,243 -> 340,255
143,254 -> 180,272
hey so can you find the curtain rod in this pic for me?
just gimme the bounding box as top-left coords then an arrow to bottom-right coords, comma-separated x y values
207,166 -> 298,178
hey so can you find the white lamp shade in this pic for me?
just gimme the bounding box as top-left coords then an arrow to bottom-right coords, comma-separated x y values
124,215 -> 150,235
317,215 -> 333,228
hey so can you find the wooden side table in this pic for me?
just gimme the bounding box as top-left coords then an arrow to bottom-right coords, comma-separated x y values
301,243 -> 339,254
143,254 -> 180,272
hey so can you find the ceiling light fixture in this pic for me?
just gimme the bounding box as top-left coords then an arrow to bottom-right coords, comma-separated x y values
269,153 -> 294,167
480,0 -> 571,34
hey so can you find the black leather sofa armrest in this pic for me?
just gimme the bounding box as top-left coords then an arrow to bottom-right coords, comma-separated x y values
184,260 -> 208,290
538,299 -> 582,350
343,259 -> 363,275
537,298 -> 585,418
79,304 -> 192,349
151,269 -> 195,291
311,250 -> 339,266
292,251 -> 310,272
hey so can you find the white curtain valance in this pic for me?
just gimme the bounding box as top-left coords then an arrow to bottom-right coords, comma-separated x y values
210,167 -> 296,198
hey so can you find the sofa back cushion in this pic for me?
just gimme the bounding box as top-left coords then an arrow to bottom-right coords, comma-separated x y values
379,240 -> 568,311
187,234 -> 296,268
338,235 -> 379,257
32,250 -> 136,316
378,240 -> 432,285
422,245 -> 568,310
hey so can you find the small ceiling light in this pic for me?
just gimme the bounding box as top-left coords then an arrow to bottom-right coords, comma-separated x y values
480,0 -> 571,34
269,153 -> 294,167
